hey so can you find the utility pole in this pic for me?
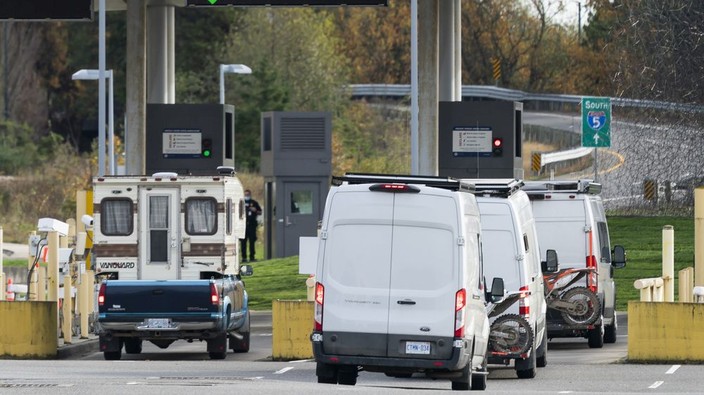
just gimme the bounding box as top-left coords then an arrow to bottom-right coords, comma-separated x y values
577,1 -> 582,43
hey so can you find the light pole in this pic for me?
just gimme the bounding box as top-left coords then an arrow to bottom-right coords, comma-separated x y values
72,69 -> 115,176
219,64 -> 252,105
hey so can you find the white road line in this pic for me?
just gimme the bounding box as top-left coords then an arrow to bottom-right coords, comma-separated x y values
290,359 -> 314,363
666,365 -> 681,374
649,381 -> 664,389
274,367 -> 295,375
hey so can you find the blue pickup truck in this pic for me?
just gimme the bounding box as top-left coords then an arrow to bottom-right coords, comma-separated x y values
89,170 -> 255,360
96,272 -> 251,360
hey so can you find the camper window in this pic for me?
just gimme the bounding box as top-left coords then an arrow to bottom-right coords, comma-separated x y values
100,198 -> 133,236
185,197 -> 218,235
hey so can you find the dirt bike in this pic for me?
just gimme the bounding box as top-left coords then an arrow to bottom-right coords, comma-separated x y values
543,267 -> 601,326
487,290 -> 534,356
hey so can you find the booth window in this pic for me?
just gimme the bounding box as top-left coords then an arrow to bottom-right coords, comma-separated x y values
101,198 -> 133,236
290,190 -> 313,214
186,197 -> 218,235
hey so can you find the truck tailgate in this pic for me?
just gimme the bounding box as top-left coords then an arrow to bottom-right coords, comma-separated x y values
99,280 -> 219,322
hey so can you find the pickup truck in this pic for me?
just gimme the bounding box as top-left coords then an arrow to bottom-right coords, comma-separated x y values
96,271 -> 251,360
89,169 -> 255,360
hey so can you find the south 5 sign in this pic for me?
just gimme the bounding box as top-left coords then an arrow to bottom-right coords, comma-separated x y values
581,97 -> 611,148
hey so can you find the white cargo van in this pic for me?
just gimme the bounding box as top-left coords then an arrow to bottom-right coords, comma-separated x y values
468,179 -> 548,378
310,174 -> 492,391
523,180 -> 626,348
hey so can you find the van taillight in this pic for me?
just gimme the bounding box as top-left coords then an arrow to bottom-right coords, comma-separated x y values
314,282 -> 324,331
98,283 -> 106,306
369,183 -> 421,193
518,285 -> 530,317
210,283 -> 220,305
454,289 -> 466,337
586,255 -> 598,293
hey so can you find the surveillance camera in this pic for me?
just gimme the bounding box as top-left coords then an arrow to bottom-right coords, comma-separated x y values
81,214 -> 94,229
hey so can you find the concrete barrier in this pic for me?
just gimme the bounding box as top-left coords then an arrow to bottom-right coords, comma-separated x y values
628,301 -> 704,362
272,300 -> 313,360
0,301 -> 57,358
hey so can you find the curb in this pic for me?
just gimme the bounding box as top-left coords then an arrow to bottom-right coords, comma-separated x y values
57,337 -> 99,359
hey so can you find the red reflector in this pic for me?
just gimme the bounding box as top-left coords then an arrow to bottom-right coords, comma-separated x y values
433,361 -> 444,367
329,357 -> 339,363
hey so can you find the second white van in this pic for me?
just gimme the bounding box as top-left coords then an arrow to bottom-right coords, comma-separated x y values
468,179 -> 548,379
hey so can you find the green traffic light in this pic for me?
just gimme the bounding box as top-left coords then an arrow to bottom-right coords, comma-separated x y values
203,149 -> 212,158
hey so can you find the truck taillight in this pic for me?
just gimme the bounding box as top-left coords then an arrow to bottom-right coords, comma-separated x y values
210,283 -> 220,305
98,283 -> 106,306
586,255 -> 598,293
454,288 -> 466,338
314,282 -> 324,331
519,285 -> 530,317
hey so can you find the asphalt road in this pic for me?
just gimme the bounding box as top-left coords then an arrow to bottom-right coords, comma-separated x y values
9,312 -> 696,394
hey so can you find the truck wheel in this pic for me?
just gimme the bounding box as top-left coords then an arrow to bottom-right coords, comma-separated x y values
316,362 -> 338,384
451,362 -> 470,390
104,351 -> 121,360
124,339 -> 142,354
604,314 -> 617,344
337,366 -> 358,386
588,324 -> 604,348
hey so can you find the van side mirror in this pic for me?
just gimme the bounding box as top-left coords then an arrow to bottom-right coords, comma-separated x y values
490,277 -> 505,302
542,249 -> 559,273
240,265 -> 253,276
612,245 -> 626,268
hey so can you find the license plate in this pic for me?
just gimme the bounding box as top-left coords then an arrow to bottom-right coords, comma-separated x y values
144,318 -> 171,329
405,341 -> 431,355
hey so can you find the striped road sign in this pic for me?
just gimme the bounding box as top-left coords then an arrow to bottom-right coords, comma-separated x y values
531,152 -> 542,172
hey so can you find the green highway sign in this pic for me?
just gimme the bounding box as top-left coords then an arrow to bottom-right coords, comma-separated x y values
581,97 -> 611,148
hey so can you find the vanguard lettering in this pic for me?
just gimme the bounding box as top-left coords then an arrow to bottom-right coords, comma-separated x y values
100,262 -> 136,269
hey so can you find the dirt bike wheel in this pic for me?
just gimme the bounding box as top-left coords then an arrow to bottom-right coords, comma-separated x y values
489,314 -> 534,355
559,287 -> 601,326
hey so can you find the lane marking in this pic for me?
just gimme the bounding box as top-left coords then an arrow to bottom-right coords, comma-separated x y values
666,365 -> 681,374
274,367 -> 294,375
649,381 -> 664,389
599,148 -> 625,175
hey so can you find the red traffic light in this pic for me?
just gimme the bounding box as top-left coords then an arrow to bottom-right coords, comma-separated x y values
492,138 -> 503,156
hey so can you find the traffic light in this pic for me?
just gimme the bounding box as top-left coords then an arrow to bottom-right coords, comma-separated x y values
492,137 -> 503,156
201,138 -> 212,158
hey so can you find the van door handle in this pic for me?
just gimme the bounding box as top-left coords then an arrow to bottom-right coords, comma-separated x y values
397,300 -> 416,305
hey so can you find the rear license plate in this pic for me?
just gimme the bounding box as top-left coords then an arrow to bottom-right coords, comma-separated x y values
145,318 -> 171,329
405,341 -> 431,355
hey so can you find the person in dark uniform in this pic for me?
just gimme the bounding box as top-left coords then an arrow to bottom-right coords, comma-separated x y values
240,189 -> 262,262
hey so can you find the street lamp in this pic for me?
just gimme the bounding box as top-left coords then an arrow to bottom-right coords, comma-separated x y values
219,64 -> 252,104
72,69 -> 115,176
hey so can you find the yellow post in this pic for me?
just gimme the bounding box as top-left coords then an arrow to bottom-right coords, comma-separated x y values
47,231 -> 60,303
62,275 -> 73,344
86,270 -> 95,317
27,253 -> 38,302
679,267 -> 694,303
80,272 -> 92,338
662,225 -> 675,302
37,266 -> 47,301
695,188 -> 704,286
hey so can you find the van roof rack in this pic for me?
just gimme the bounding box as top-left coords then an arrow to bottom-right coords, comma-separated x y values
333,173 -> 475,192
522,179 -> 602,195
462,178 -> 524,197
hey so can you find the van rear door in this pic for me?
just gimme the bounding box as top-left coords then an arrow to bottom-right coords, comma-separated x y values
320,189 -> 394,357
386,193 -> 458,359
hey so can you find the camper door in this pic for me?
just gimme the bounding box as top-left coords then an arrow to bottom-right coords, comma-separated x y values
139,187 -> 181,280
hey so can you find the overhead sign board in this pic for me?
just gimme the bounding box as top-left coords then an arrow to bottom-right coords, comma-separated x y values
187,0 -> 387,6
0,0 -> 92,21
581,97 -> 611,148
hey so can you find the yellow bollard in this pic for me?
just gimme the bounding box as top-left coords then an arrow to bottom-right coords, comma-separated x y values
662,225 -> 675,302
37,266 -> 47,301
80,272 -> 92,338
86,270 -> 95,319
62,275 -> 72,344
679,267 -> 694,303
47,231 -> 60,302
695,188 -> 704,286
